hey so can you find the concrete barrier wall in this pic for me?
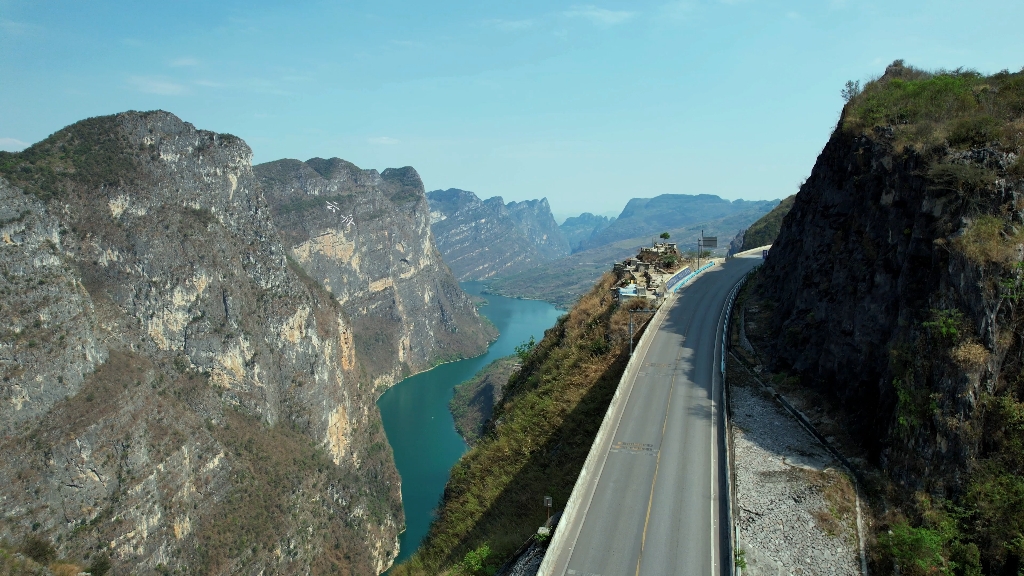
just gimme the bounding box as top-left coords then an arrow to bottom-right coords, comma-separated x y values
665,266 -> 692,290
668,260 -> 716,293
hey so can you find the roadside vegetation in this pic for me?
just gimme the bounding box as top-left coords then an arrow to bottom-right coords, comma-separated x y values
392,273 -> 653,575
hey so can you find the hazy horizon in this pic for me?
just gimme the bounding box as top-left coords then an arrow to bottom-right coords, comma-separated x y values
2,0 -> 1022,216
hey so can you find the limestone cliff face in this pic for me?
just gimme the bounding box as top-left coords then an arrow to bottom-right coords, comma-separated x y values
426,188 -> 569,281
560,212 -> 615,253
254,159 -> 496,385
504,198 -> 570,261
757,123 -> 1022,493
0,112 -> 404,574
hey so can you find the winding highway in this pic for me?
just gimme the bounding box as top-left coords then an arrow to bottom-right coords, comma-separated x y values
540,255 -> 762,576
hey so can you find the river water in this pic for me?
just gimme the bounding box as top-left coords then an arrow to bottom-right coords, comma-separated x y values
377,282 -> 564,565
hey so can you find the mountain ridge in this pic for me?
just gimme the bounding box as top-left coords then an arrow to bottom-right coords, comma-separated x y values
426,188 -> 570,281
0,111 -> 493,575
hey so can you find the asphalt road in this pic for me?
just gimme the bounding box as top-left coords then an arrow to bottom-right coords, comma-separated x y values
543,256 -> 761,576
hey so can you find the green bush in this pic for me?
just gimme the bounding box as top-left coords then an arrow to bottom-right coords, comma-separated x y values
949,115 -> 1001,148
88,554 -> 112,576
922,308 -> 965,340
877,521 -> 949,575
460,544 -> 497,576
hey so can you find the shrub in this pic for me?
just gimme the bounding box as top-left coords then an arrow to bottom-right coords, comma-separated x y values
459,544 -> 497,576
87,554 -> 112,576
20,535 -> 55,564
877,521 -> 948,575
514,336 -> 536,362
949,115 -> 1001,148
922,308 -> 965,341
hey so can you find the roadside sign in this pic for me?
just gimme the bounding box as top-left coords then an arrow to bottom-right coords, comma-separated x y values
702,236 -> 717,248
762,249 -> 768,259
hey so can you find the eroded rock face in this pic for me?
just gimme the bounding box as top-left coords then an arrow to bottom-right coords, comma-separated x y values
0,112 -> 408,574
560,212 -> 615,253
425,188 -> 570,281
756,123 -> 1023,493
254,159 -> 496,384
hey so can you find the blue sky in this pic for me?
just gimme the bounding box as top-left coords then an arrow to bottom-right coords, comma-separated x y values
2,1 -> 1022,218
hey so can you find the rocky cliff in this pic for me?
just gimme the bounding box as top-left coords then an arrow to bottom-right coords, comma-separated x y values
254,160 -> 496,385
559,212 -> 615,253
0,112 -> 489,575
426,189 -> 570,281
754,62 -> 1024,572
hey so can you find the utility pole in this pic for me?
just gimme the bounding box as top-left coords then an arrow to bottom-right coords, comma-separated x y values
628,308 -> 658,356
697,229 -> 704,269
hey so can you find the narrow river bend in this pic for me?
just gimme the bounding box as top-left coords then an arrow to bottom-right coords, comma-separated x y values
377,282 -> 564,565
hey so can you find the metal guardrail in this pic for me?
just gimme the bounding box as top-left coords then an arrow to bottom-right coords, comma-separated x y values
720,266 -> 758,576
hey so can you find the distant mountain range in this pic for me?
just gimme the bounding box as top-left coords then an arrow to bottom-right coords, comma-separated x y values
581,194 -> 779,251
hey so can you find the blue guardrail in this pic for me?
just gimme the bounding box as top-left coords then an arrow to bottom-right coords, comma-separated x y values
667,261 -> 715,293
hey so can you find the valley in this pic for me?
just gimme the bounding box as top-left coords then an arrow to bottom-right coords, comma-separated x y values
2,45 -> 1023,576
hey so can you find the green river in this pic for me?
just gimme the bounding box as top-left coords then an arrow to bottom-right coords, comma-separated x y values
377,282 -> 563,565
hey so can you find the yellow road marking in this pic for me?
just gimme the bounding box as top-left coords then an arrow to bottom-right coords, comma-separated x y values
635,377 -> 674,576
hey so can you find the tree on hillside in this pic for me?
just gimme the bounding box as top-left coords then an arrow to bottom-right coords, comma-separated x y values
659,232 -> 670,239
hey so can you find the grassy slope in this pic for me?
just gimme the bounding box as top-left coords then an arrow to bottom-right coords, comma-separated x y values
392,274 -> 653,575
740,195 -> 795,251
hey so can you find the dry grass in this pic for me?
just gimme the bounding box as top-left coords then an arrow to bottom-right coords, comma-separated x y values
953,214 -> 1021,266
49,563 -> 84,576
951,341 -> 990,370
806,469 -> 859,544
392,273 -> 636,575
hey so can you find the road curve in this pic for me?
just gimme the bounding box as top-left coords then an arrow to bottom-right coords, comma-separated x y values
541,255 -> 761,576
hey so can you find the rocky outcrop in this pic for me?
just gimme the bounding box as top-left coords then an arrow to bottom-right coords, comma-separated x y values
560,212 -> 615,253
503,198 -> 570,261
254,160 -> 496,384
756,122 -> 1021,492
449,356 -> 519,445
426,189 -> 569,280
0,111 -> 457,575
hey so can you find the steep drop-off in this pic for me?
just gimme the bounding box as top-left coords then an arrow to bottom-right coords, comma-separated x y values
0,112 -> 488,575
392,275 -> 650,575
426,189 -> 569,281
754,62 -> 1024,573
254,160 -> 496,385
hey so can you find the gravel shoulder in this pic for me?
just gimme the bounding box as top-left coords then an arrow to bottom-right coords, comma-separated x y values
729,355 -> 861,576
